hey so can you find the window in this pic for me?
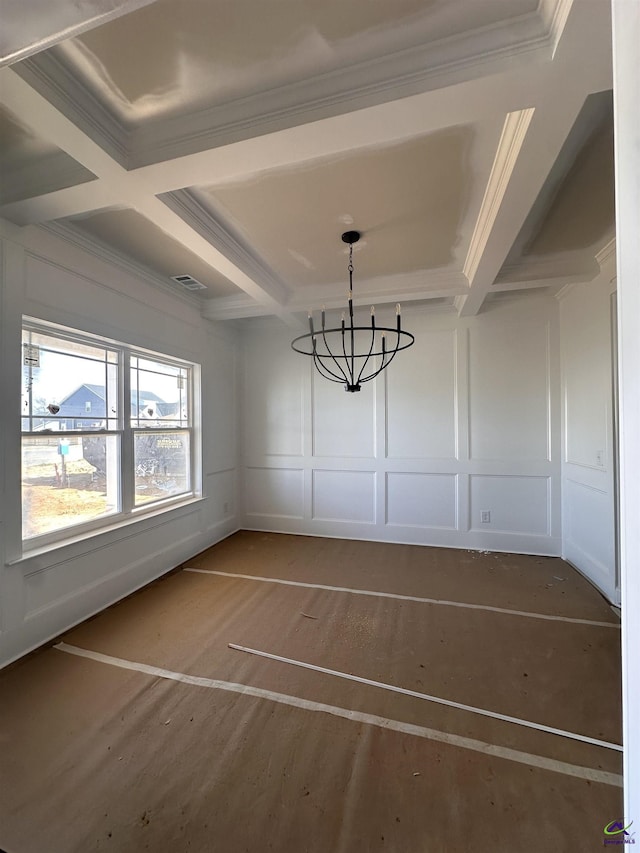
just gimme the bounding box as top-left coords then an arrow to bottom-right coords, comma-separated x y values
130,355 -> 192,507
21,318 -> 200,546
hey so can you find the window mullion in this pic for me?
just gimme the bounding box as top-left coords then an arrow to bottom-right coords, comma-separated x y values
26,330 -> 33,433
189,367 -> 198,496
121,349 -> 134,514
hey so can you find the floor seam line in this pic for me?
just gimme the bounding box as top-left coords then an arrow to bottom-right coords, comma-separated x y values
183,568 -> 620,628
228,642 -> 622,752
53,641 -> 623,789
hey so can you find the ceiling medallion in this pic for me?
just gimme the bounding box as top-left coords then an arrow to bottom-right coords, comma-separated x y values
291,230 -> 415,392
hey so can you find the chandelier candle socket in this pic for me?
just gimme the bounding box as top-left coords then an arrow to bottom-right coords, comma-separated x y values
291,231 -> 415,392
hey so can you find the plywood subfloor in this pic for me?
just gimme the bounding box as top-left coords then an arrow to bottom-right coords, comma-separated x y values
0,532 -> 622,852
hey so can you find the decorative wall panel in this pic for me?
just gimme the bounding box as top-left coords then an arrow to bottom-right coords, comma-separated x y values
469,321 -> 550,461
386,472 -> 457,529
246,467 -> 304,519
312,470 -> 376,523
244,332 -> 304,457
313,373 -> 375,458
470,474 -> 549,535
387,326 -> 457,459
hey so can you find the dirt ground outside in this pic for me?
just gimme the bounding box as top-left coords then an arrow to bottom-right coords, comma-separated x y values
22,466 -> 112,539
22,456 -> 171,539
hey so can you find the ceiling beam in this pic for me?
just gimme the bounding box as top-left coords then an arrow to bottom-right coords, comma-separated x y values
457,92 -> 586,316
1,61 -> 545,226
0,182 -> 119,226
456,0 -> 612,316
0,66 -> 297,320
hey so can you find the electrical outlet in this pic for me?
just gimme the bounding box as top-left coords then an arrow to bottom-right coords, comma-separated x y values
596,451 -> 604,467
481,510 -> 491,524
223,501 -> 229,514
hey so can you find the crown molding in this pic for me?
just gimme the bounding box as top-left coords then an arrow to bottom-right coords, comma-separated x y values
554,281 -> 580,301
130,12 -> 549,167
405,297 -> 458,316
495,250 -> 598,284
463,108 -> 536,284
486,285 -> 561,305
202,268 -> 467,321
538,0 -> 575,56
496,275 -> 580,293
216,295 -> 459,324
549,238 -> 615,296
39,220 -> 203,308
14,52 -> 129,166
307,294 -> 458,317
499,253 -> 597,299
454,294 -> 469,314
202,294 -> 267,322
595,236 -> 616,269
160,190 -> 289,306
289,268 -> 468,310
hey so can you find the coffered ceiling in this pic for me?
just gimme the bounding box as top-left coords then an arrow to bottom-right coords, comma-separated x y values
0,0 -> 615,325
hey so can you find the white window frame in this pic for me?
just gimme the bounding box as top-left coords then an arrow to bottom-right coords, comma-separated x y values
21,317 -> 201,551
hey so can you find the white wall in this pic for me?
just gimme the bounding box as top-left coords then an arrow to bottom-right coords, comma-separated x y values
241,292 -> 562,555
0,221 -> 239,666
558,250 -> 618,603
612,0 -> 640,823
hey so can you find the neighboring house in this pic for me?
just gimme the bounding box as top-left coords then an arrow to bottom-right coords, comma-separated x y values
54,384 -> 183,475
56,383 -> 110,429
56,383 -> 172,429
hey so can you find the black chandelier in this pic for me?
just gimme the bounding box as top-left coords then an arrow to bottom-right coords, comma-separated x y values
291,230 -> 415,392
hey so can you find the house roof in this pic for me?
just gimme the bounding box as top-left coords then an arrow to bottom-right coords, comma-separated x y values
60,383 -> 166,406
82,383 -> 106,400
0,0 -> 614,320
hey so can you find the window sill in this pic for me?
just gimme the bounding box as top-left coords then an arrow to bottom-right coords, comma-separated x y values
9,495 -> 208,572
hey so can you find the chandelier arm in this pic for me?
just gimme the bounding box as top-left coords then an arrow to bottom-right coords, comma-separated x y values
311,336 -> 348,382
355,327 -> 378,386
341,324 -> 349,369
350,325 -> 355,387
312,350 -> 351,384
340,325 -> 356,386
313,355 -> 348,382
358,346 -> 399,384
358,328 -> 396,383
320,327 -> 351,385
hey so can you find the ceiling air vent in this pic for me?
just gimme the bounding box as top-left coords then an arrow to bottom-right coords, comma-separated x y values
171,274 -> 207,291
